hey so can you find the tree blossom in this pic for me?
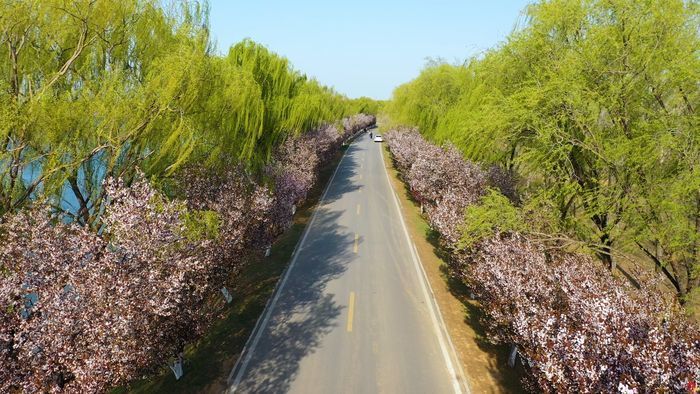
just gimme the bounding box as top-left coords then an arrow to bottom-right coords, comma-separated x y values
0,176 -> 217,392
0,114 -> 376,392
460,234 -> 700,393
386,128 -> 700,393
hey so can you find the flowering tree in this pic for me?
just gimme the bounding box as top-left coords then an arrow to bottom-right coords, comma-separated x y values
0,113 -> 376,392
385,127 -> 426,174
265,133 -> 321,238
343,113 -> 376,133
462,233 -> 700,392
265,116 -> 374,236
424,147 -> 486,246
0,176 -> 217,392
386,128 -> 700,392
387,130 -> 486,246
485,165 -> 519,204
0,206 -> 109,392
180,166 -> 275,260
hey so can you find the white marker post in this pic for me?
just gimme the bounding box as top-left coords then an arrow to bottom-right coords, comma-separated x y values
221,287 -> 233,303
508,344 -> 518,367
170,354 -> 184,380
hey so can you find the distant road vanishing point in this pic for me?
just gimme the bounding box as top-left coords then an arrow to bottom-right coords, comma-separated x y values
227,134 -> 469,394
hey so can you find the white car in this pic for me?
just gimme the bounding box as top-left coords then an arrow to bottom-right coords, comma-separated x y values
373,135 -> 383,142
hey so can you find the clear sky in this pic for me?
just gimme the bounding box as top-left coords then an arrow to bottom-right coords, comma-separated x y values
208,1 -> 532,100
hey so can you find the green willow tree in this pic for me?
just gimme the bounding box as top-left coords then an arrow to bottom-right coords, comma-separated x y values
385,0 -> 699,305
385,61 -> 468,135
0,0 -> 210,225
0,1 -> 373,227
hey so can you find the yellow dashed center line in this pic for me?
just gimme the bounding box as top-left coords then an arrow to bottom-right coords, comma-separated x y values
353,233 -> 358,253
356,204 -> 361,215
347,292 -> 356,332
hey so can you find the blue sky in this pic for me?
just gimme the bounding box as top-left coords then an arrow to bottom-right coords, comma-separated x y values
208,1 -> 532,100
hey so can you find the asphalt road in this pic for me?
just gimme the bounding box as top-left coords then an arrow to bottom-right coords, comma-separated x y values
228,134 -> 467,394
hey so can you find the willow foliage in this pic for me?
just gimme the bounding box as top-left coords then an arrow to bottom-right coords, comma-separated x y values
385,0 -> 700,306
0,1 -> 375,225
384,62 -> 468,136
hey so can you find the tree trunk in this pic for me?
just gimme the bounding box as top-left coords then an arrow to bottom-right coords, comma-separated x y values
669,259 -> 687,301
599,233 -> 615,271
592,213 -> 615,271
4,139 -> 22,213
636,241 -> 681,295
68,175 -> 91,225
8,41 -> 20,98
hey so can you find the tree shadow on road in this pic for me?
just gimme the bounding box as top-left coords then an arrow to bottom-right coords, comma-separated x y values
321,145 -> 361,205
235,206 -> 355,393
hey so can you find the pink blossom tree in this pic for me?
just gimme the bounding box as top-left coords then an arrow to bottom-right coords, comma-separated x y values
0,176 -> 218,392
461,233 -> 700,392
0,114 -> 377,392
386,128 -> 700,392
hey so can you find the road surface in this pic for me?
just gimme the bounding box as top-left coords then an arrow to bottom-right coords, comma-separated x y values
228,133 -> 467,394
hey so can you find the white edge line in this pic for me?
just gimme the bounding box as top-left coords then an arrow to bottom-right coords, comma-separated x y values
227,131 -> 361,393
380,145 -> 471,394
